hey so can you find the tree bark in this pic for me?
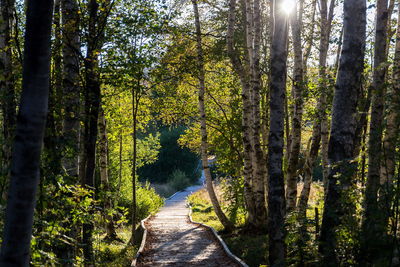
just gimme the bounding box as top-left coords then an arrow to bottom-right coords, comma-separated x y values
0,0 -> 16,199
286,1 -> 304,211
381,0 -> 400,192
318,0 -> 366,264
227,0 -> 257,227
361,0 -> 390,263
268,0 -> 289,265
82,0 -> 104,263
130,83 -> 140,244
245,0 -> 267,228
98,107 -> 117,241
61,0 -> 81,178
0,1 -> 54,265
192,0 -> 234,231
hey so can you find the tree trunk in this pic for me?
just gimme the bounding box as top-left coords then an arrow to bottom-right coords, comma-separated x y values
267,0 -> 289,264
0,1 -> 54,265
297,0 -> 334,201
0,0 -> 16,200
318,0 -> 366,264
192,0 -> 234,231
82,0 -> 103,263
361,0 -> 390,263
61,0 -> 81,178
286,1 -> 304,211
320,0 -> 336,194
381,0 -> 400,193
130,85 -> 139,244
245,0 -> 267,229
227,0 -> 257,227
98,107 -> 117,241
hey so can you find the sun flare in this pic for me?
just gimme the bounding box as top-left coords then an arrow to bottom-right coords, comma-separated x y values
281,0 -> 296,15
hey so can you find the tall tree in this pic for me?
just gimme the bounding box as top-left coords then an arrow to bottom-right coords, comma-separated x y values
381,0 -> 400,199
61,0 -> 81,178
297,0 -> 335,217
81,0 -> 110,262
0,0 -> 16,198
268,0 -> 289,265
318,0 -> 366,264
98,107 -> 117,241
0,0 -> 54,265
227,0 -> 258,228
286,0 -> 304,211
245,0 -> 268,228
192,0 -> 234,231
361,0 -> 391,263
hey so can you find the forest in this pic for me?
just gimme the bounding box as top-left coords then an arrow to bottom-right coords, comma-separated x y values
0,0 -> 399,266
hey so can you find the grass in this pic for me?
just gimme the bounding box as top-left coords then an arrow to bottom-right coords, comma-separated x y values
188,187 -> 267,267
94,226 -> 139,266
188,182 -> 325,267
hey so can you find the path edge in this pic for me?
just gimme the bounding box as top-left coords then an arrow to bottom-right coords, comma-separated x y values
131,190 -> 180,266
187,201 -> 249,267
131,214 -> 150,267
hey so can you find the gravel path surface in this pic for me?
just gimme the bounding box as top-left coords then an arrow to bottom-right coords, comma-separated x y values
136,183 -> 240,267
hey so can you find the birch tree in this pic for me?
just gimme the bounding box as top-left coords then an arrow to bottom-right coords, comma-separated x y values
286,0 -> 304,211
0,0 -> 16,197
268,0 -> 289,264
319,0 -> 366,263
61,0 -> 81,178
361,0 -> 391,263
192,0 -> 234,231
0,0 -> 54,264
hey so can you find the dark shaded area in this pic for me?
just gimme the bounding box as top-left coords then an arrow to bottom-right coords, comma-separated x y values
138,126 -> 199,183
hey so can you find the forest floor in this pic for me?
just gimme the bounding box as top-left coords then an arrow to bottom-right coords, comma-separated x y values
188,182 -> 325,267
136,182 -> 241,266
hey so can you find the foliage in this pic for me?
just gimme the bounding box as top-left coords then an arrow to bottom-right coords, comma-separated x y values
138,126 -> 200,184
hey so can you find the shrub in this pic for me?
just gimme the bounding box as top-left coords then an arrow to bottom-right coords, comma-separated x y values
169,169 -> 191,192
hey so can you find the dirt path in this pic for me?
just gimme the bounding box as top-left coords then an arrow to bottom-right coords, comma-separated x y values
136,183 -> 240,267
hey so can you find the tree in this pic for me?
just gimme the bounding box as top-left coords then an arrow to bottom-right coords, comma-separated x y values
286,0 -> 305,211
361,0 -> 390,263
0,0 -> 54,265
191,0 -> 234,232
267,0 -> 289,265
81,0 -> 112,262
98,107 -> 118,241
227,0 -> 266,229
61,0 -> 81,178
297,0 -> 335,217
0,0 -> 16,199
318,0 -> 366,264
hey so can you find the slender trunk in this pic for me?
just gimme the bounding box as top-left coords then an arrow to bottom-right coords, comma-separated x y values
192,0 -> 234,231
0,0 -> 16,200
268,0 -> 289,264
98,108 -> 117,240
286,1 -> 304,211
318,0 -> 366,264
82,0 -> 103,263
130,87 -> 139,244
227,0 -> 257,227
0,1 -> 54,265
321,0 -> 336,196
297,2 -> 336,255
118,129 -> 123,199
302,0 -> 317,75
62,0 -> 81,178
245,0 -> 267,228
361,0 -> 390,263
381,0 -> 400,190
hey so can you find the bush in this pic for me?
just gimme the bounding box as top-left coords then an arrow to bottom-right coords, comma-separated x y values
138,126 -> 199,183
169,169 -> 191,192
